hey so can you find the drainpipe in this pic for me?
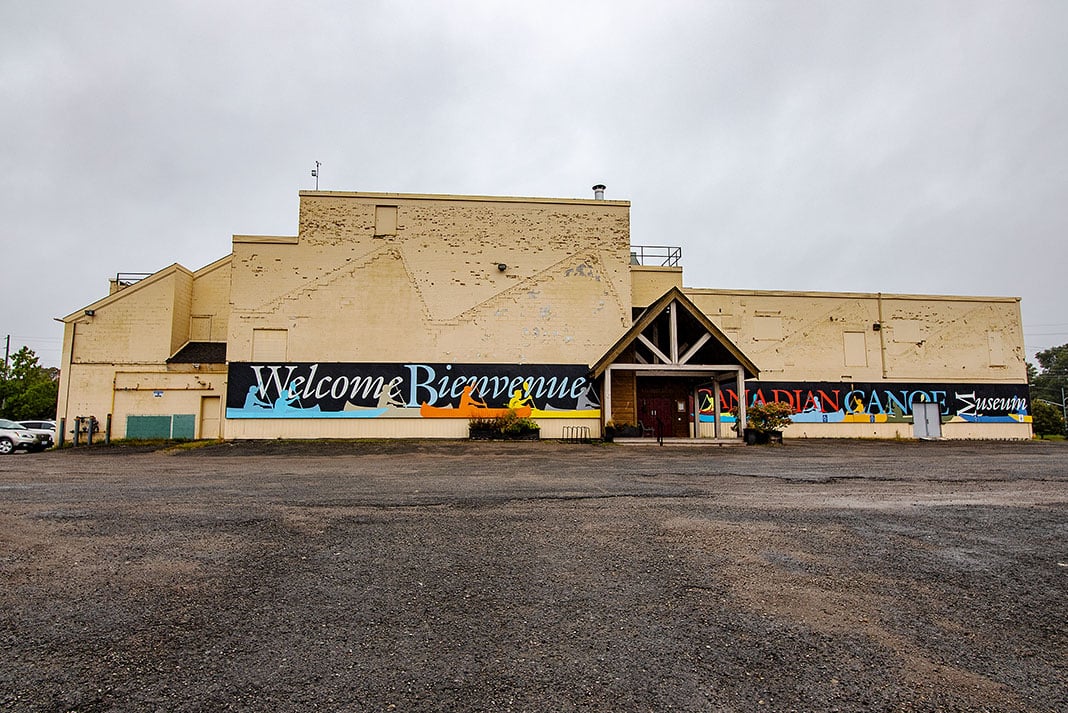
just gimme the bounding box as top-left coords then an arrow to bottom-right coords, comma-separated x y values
877,292 -> 887,379
61,321 -> 76,432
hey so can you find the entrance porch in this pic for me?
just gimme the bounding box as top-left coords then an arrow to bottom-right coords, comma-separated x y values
591,287 -> 760,441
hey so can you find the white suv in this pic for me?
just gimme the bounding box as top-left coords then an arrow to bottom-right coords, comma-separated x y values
0,419 -> 46,454
18,420 -> 56,449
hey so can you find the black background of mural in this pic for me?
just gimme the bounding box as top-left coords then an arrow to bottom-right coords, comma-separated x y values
227,362 -> 594,412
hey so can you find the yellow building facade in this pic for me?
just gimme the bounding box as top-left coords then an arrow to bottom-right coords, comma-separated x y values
57,189 -> 1032,442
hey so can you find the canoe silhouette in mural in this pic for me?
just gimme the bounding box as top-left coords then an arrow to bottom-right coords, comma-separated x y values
228,385 -> 388,418
228,403 -> 388,419
342,402 -> 396,417
509,381 -> 599,419
420,403 -> 532,418
420,385 -> 531,418
790,409 -> 846,423
530,407 -> 599,418
346,404 -> 422,418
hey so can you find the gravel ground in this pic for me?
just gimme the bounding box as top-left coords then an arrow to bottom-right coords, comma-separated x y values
0,439 -> 1065,712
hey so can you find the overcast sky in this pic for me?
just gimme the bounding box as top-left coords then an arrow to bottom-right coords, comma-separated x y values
2,1 -> 1065,369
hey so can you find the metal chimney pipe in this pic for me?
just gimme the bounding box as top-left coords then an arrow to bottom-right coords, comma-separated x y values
592,184 -> 606,200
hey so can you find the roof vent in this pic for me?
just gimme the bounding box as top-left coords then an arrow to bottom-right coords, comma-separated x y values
592,184 -> 606,200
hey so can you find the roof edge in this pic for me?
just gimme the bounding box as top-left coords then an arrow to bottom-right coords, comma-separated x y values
60,263 -> 192,322
298,190 -> 629,207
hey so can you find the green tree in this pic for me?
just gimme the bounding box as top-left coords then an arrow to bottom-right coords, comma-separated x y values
0,346 -> 59,420
1029,343 -> 1068,427
1032,400 -> 1066,437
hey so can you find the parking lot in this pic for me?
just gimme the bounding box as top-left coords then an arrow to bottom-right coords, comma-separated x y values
1,439 -> 1065,712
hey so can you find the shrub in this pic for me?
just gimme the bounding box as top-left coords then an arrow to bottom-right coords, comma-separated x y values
469,409 -> 540,436
733,401 -> 794,433
1032,400 -> 1066,437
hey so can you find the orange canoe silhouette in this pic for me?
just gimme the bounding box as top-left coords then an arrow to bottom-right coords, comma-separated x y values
420,403 -> 532,419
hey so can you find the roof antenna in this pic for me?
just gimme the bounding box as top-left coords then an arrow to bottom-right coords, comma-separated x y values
311,161 -> 321,190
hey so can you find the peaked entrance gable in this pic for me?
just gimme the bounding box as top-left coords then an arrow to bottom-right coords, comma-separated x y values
592,287 -> 758,378
591,287 -> 759,440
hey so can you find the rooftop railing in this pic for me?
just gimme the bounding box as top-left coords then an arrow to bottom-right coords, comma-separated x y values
114,273 -> 153,287
629,245 -> 682,267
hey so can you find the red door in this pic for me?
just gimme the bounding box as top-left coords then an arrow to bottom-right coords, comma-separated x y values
640,397 -> 673,438
638,378 -> 693,438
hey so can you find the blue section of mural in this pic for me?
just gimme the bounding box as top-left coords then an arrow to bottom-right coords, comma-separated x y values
226,362 -> 599,419
696,381 -> 1030,424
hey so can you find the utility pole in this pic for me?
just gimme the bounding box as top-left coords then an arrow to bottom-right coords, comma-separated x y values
2,334 -> 8,411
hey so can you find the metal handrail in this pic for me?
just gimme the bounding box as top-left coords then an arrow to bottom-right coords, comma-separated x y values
114,273 -> 152,286
629,245 -> 682,267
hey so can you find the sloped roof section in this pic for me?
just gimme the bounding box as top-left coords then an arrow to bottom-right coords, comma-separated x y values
591,287 -> 758,378
167,342 -> 227,364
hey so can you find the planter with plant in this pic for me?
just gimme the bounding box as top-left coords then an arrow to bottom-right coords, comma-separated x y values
603,421 -> 641,440
733,401 -> 793,444
469,410 -> 541,440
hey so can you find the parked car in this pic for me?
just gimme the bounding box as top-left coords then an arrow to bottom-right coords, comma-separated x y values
18,420 -> 56,449
0,419 -> 47,454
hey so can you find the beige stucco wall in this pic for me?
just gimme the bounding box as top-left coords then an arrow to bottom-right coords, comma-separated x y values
630,266 -> 683,308
57,261 -> 232,440
189,256 -> 232,342
57,361 -> 226,441
780,421 -> 1030,440
685,288 -> 1027,384
66,267 -> 192,363
225,416 -> 599,440
227,192 -> 633,365
56,188 -> 1030,442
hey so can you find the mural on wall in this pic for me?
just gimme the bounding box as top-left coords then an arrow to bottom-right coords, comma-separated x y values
226,362 -> 599,419
697,381 -> 1031,424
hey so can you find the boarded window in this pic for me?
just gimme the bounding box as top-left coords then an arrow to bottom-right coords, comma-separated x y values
758,350 -> 784,371
892,320 -> 922,343
171,414 -> 195,439
126,414 -> 195,439
190,315 -> 212,341
252,328 -> 288,361
844,331 -> 867,367
126,415 -> 172,439
752,316 -> 782,341
375,205 -> 398,236
987,331 -> 1005,366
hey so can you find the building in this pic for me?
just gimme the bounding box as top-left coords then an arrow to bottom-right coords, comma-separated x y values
56,189 -> 1032,442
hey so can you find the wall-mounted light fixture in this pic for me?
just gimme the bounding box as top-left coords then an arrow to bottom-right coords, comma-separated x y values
497,263 -> 507,272
84,309 -> 95,317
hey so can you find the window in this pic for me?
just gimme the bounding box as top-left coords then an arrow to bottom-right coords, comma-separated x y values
374,205 -> 398,236
892,320 -> 922,343
752,316 -> 782,341
252,328 -> 288,361
190,315 -> 212,341
987,331 -> 1005,366
843,331 -> 867,367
